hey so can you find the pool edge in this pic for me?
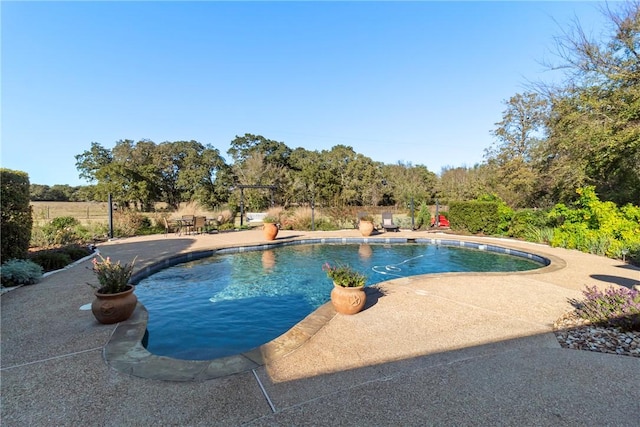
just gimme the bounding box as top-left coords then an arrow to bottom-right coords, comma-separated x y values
105,236 -> 560,381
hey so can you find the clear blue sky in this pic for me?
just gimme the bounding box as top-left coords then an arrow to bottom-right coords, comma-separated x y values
2,1 -> 609,186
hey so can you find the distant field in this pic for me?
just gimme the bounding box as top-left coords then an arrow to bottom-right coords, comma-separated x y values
31,201 -> 110,225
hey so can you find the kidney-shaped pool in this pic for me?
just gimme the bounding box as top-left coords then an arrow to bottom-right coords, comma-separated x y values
134,240 -> 547,360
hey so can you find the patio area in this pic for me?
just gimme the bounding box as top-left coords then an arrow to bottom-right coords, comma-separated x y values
1,230 -> 639,426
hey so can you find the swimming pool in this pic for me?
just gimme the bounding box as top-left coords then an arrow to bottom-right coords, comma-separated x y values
134,240 -> 546,361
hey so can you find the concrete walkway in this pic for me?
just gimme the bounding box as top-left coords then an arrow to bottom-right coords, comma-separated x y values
1,230 -> 639,426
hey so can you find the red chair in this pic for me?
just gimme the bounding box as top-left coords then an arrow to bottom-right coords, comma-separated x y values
430,215 -> 450,227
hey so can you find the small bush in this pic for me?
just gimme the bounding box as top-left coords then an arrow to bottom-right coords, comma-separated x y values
50,216 -> 80,229
29,251 -> 72,272
522,226 -> 554,244
1,259 -> 43,287
40,216 -> 88,246
572,285 -> 640,331
218,222 -> 236,231
60,244 -> 94,261
313,218 -> 338,231
509,209 -> 551,239
415,203 -> 431,230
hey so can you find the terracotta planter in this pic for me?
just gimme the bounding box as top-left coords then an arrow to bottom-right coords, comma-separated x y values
263,223 -> 279,240
359,220 -> 374,237
91,285 -> 137,324
331,282 -> 366,315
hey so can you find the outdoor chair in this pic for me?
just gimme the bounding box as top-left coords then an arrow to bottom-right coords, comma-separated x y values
193,216 -> 207,234
163,217 -> 172,237
181,215 -> 195,234
381,212 -> 400,232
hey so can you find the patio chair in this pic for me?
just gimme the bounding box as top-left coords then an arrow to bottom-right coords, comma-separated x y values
381,212 -> 400,232
193,216 -> 207,234
163,217 -> 172,237
181,215 -> 195,234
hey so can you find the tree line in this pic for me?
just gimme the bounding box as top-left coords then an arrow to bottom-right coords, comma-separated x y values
35,3 -> 639,211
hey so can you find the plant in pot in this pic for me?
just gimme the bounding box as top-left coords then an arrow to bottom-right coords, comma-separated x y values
358,214 -> 375,237
262,215 -> 279,241
323,262 -> 367,314
89,254 -> 137,324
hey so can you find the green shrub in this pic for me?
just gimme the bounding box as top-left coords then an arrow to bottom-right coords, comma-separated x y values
448,201 -> 507,235
312,218 -> 338,231
522,226 -> 555,244
29,251 -> 72,272
509,209 -> 551,238
134,216 -> 165,235
415,203 -> 431,230
60,244 -> 94,261
50,216 -> 80,229
218,222 -> 236,231
40,216 -> 84,246
0,259 -> 43,287
113,210 -> 148,237
1,169 -> 33,263
549,187 -> 640,261
28,244 -> 94,272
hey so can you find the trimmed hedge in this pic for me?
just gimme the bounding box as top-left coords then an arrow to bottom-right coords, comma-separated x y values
448,201 -> 501,235
1,169 -> 33,263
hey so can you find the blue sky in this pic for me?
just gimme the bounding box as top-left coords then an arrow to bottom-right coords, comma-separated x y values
1,1 -> 609,186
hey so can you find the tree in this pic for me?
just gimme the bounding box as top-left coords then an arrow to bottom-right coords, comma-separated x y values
438,165 -> 490,203
381,162 -> 437,208
540,2 -> 640,205
75,140 -> 230,209
485,92 -> 549,208
227,133 -> 292,168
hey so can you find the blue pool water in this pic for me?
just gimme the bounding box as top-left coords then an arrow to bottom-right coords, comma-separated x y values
135,243 -> 543,360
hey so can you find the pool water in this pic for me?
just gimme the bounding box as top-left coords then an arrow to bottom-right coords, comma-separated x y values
135,243 -> 542,360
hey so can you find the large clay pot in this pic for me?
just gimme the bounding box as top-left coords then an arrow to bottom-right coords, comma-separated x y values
359,220 -> 374,237
91,285 -> 137,324
331,283 -> 366,315
263,223 -> 279,240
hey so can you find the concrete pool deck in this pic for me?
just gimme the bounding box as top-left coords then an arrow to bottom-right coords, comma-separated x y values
1,229 -> 639,426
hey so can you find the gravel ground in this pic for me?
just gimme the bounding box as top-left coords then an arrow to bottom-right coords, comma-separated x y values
553,311 -> 640,357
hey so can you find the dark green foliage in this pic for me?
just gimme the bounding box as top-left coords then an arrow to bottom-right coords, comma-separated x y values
0,259 -> 43,287
509,209 -> 552,239
28,244 -> 94,272
313,218 -> 338,231
415,203 -> 431,230
1,169 -> 33,263
28,251 -> 72,272
449,201 -> 501,235
131,216 -> 164,236
60,244 -> 94,261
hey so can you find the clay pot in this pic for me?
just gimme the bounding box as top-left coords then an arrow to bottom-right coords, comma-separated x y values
330,283 -> 366,315
358,220 -> 374,237
263,223 -> 279,240
91,285 -> 137,324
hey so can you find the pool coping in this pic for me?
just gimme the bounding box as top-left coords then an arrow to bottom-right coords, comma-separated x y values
105,237 -> 562,381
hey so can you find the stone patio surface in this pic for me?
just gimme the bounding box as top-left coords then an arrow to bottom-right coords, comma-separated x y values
1,229 -> 639,426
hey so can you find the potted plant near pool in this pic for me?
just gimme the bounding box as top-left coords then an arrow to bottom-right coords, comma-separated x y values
323,262 -> 367,315
358,215 -> 375,237
262,215 -> 279,241
90,254 -> 137,324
